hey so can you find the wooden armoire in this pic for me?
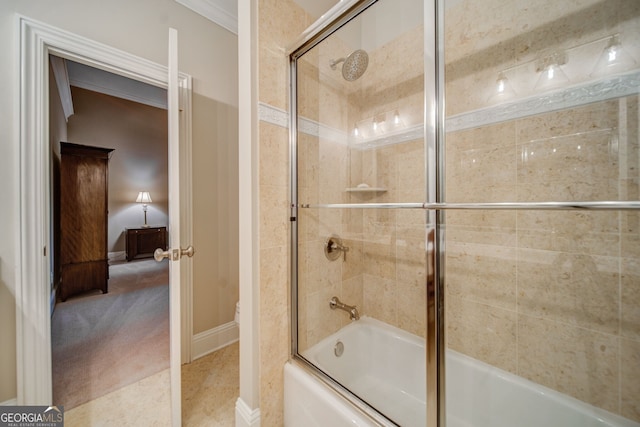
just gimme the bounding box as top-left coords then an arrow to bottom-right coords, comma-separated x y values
59,142 -> 114,301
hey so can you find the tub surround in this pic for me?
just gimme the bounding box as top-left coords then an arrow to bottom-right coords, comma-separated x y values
256,0 -> 313,424
259,0 -> 640,425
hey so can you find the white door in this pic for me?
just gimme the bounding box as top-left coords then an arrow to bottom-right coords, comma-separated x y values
17,17 -> 193,415
154,27 -> 195,427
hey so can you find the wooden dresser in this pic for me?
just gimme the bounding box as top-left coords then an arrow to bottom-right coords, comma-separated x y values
125,226 -> 167,261
59,142 -> 114,301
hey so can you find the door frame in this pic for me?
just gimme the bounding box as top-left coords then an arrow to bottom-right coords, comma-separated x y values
16,15 -> 193,405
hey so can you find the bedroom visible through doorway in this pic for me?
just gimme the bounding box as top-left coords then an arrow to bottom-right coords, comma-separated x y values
49,55 -> 170,410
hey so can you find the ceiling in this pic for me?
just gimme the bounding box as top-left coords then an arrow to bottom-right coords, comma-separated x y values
66,60 -> 167,110
176,0 -> 345,33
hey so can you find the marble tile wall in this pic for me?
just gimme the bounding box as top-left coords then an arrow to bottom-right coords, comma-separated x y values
444,0 -> 640,422
257,0 -> 311,425
298,138 -> 428,350
295,10 -> 427,352
295,24 -> 355,349
349,25 -> 425,133
444,0 -> 640,117
445,102 -> 640,420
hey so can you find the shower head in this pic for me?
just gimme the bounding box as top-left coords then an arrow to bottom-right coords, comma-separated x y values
329,49 -> 369,81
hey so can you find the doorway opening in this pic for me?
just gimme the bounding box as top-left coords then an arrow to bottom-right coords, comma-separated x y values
17,19 -> 193,422
49,55 -> 171,410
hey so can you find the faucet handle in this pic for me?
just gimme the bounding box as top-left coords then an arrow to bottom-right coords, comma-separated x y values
325,235 -> 349,262
331,242 -> 348,261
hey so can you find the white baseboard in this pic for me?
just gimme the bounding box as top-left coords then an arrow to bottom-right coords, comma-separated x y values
1,398 -> 17,406
108,251 -> 126,262
192,321 -> 239,360
235,398 -> 260,427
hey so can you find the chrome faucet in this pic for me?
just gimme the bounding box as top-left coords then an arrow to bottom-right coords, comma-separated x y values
329,296 -> 360,321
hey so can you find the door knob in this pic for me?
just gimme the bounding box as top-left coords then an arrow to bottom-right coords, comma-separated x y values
180,245 -> 195,258
154,246 -> 195,262
154,248 -> 176,262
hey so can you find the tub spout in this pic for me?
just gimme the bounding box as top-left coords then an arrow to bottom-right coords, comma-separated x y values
329,296 -> 360,321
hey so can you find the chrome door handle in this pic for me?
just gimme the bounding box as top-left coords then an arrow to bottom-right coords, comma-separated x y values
154,246 -> 195,262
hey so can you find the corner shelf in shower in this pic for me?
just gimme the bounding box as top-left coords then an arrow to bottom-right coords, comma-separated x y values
345,187 -> 387,193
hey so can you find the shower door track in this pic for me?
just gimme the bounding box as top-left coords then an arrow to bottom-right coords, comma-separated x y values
298,201 -> 640,210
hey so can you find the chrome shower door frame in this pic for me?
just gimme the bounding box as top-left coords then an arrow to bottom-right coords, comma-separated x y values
288,0 -> 443,425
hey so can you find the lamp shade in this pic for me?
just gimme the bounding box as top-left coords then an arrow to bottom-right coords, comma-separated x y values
136,191 -> 152,204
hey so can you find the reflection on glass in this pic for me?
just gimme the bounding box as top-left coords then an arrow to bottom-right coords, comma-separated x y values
591,34 -> 638,77
534,55 -> 570,92
487,71 -> 517,103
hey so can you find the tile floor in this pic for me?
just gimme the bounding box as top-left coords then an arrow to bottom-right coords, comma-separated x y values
182,342 -> 239,426
64,342 -> 239,426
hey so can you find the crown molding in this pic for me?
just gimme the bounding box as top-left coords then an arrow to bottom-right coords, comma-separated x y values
175,0 -> 238,35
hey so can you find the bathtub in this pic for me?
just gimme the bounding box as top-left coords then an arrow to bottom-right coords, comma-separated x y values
284,316 -> 640,427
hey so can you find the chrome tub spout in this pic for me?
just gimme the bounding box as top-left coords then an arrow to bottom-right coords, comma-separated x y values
329,296 -> 360,321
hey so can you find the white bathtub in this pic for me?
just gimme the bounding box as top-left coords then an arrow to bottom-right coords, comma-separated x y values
284,316 -> 640,427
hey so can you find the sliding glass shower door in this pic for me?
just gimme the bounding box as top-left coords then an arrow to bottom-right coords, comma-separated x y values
442,1 -> 640,425
290,0 -> 431,425
290,0 -> 639,425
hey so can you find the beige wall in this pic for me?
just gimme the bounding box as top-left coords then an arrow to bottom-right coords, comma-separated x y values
192,95 -> 239,333
444,0 -> 640,422
0,0 -> 238,402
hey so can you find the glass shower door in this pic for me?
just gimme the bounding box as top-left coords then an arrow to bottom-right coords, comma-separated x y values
291,0 -> 430,425
442,1 -> 640,426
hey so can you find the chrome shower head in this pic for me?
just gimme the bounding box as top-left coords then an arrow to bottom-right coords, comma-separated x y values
329,49 -> 369,81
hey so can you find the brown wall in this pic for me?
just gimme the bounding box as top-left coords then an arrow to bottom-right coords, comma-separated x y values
67,86 -> 169,254
49,60 -> 68,294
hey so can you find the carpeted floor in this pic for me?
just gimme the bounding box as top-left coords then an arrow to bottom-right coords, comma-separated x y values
52,259 -> 170,410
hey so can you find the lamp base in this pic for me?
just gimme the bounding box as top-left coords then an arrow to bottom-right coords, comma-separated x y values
141,224 -> 150,228
142,209 -> 150,228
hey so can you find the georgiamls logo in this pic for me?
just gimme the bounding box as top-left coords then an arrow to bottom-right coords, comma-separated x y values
0,405 -> 64,426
